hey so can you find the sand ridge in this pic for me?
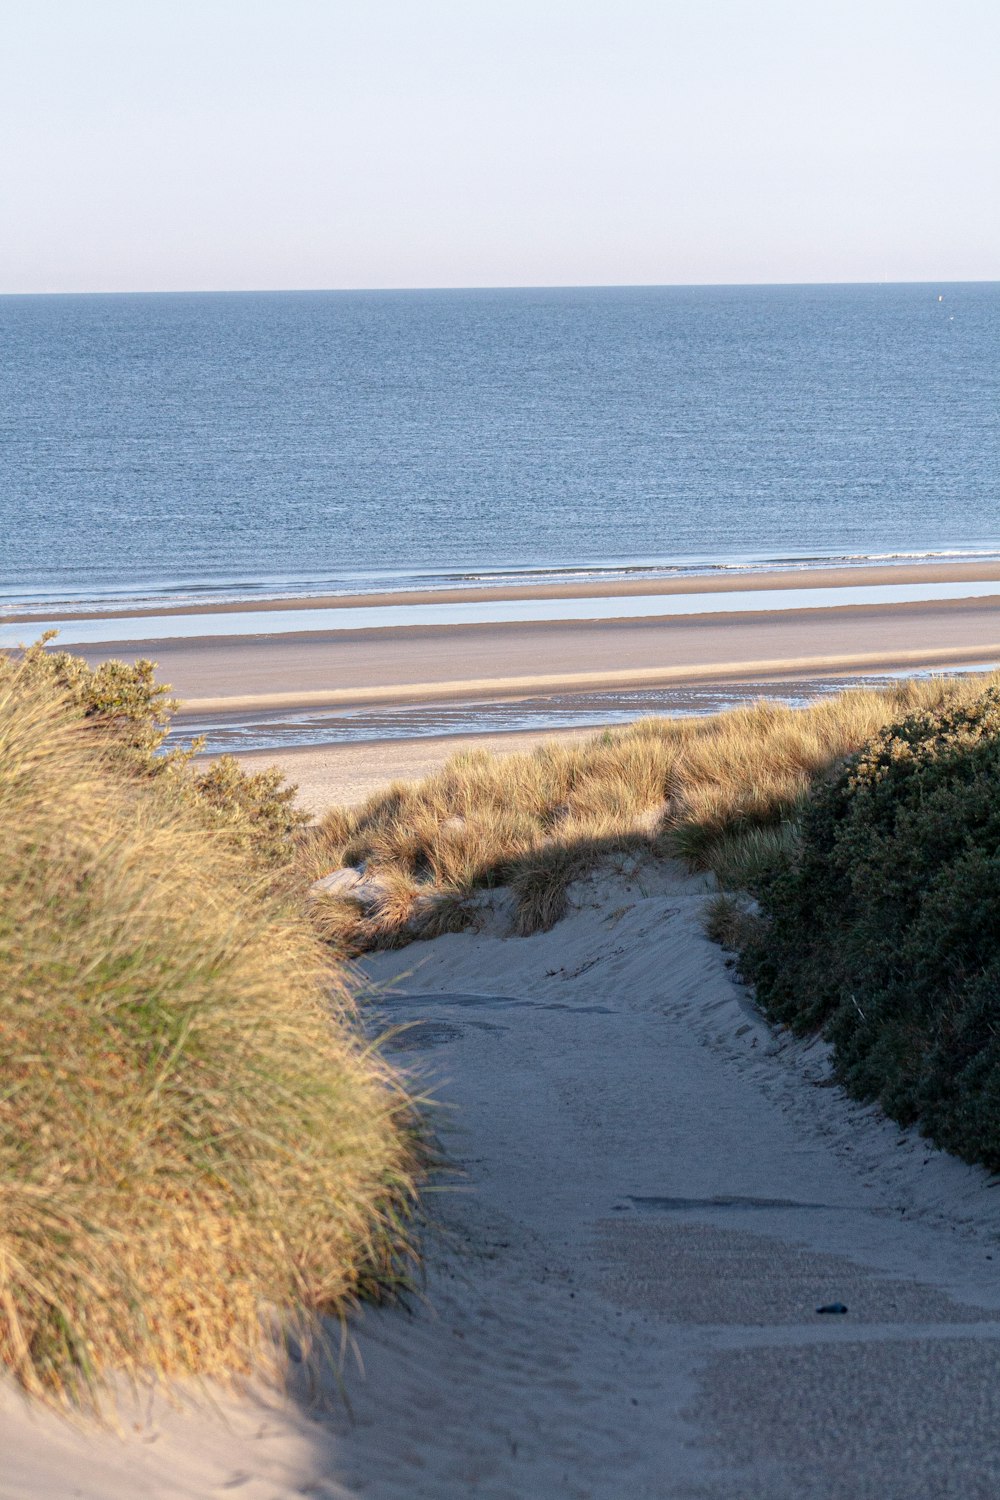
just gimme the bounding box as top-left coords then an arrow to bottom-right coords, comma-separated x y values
178,640 -> 1000,716
76,593 -> 1000,722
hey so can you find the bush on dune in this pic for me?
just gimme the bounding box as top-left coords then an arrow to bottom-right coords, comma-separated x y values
0,659 -> 418,1405
13,634 -> 310,870
742,688 -> 1000,1169
14,633 -> 178,768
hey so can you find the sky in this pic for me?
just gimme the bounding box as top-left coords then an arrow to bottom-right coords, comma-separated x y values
2,0 -> 998,293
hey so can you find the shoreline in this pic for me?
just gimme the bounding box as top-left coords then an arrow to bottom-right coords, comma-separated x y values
139,594 -> 1000,707
8,558 -> 1000,625
28,585 -> 1000,777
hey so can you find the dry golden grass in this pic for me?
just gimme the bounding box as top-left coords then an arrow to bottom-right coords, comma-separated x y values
308,672 -> 1000,949
0,664 -> 419,1407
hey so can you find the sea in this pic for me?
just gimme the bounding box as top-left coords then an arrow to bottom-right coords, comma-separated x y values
2,282 -> 999,615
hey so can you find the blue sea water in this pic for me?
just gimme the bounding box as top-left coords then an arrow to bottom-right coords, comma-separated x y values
2,283 -> 998,611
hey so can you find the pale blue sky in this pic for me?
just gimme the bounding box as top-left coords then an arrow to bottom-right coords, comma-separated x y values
2,0 -> 997,292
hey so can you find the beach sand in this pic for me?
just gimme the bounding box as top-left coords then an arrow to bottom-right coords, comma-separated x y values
6,859 -> 1000,1496
77,594 -> 1000,712
59,576 -> 993,810
235,727 -> 601,813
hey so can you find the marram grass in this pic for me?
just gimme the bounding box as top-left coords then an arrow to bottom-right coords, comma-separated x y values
0,665 -> 418,1406
305,671 -> 1000,950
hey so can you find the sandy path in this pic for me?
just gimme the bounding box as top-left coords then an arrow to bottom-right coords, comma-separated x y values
6,861 -> 1000,1497
343,867 -> 1000,1497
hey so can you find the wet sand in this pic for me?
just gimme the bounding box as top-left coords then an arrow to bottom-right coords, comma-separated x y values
55,583 -> 1000,794
184,591 -> 1000,812
84,595 -> 1000,712
12,557 -> 1000,622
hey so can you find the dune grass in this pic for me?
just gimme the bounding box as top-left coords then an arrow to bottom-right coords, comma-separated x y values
12,633 -> 312,872
305,672 -> 1000,952
0,662 -> 419,1406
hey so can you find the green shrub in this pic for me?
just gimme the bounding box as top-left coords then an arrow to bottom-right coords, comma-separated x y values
11,633 -> 176,767
743,689 -> 1000,1167
192,754 -> 310,869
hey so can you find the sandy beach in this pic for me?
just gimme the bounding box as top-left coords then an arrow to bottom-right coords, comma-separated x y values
74,590 -> 1000,714
235,728 -> 600,812
49,570 -> 999,803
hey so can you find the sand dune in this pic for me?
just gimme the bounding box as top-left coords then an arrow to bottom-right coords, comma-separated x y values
6,860 -> 1000,1497
10,576 -> 1000,1493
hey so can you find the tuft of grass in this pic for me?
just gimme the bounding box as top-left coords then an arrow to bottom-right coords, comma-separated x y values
703,893 -> 762,953
410,884 -> 480,941
307,673 -> 1000,950
700,822 -> 802,892
0,663 -> 419,1406
509,842 -> 590,935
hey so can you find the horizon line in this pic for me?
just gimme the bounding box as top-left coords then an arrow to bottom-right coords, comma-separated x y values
1,276 -> 996,299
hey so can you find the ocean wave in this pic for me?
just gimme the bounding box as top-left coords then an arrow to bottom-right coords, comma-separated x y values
5,548 -> 1000,618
